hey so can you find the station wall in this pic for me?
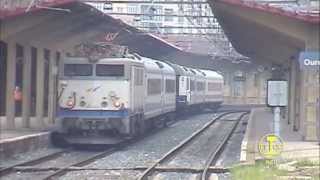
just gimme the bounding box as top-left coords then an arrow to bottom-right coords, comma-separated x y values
0,40 -> 63,129
223,69 -> 271,105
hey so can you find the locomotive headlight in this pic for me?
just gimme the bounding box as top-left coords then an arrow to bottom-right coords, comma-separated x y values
101,101 -> 108,107
113,101 -> 121,108
66,99 -> 75,107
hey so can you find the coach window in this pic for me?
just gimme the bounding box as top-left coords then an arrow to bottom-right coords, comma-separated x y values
96,64 -> 124,77
165,79 -> 175,93
147,79 -> 161,95
64,64 -> 93,76
190,80 -> 195,91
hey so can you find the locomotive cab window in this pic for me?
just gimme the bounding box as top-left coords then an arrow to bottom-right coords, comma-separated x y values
64,64 -> 93,76
96,64 -> 124,77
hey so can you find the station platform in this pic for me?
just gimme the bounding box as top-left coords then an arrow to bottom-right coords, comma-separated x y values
0,129 -> 50,159
240,108 -> 320,164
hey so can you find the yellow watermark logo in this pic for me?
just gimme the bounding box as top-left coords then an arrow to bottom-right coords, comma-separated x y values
258,134 -> 283,160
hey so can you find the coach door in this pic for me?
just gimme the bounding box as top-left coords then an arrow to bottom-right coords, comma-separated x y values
131,66 -> 144,113
186,77 -> 191,103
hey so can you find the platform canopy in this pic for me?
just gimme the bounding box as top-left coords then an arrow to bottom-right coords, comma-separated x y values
0,1 -> 183,59
0,0 -> 255,71
208,0 -> 320,65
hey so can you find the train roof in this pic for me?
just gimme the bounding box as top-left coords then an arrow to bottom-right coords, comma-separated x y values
141,57 -> 175,75
200,69 -> 224,80
166,63 -> 192,76
63,56 -> 144,65
188,67 -> 206,78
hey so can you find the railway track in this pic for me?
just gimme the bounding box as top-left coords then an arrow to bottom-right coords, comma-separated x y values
0,112 -> 188,179
137,111 -> 249,180
0,137 -> 142,180
200,112 -> 249,180
0,111 -> 247,180
42,147 -> 118,179
0,149 -> 68,176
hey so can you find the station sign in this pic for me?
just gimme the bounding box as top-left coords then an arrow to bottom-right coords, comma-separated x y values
266,80 -> 288,107
298,51 -> 320,70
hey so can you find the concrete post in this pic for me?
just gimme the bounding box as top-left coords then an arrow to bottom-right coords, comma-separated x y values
36,47 -> 45,128
243,72 -> 248,104
5,41 -> 16,129
223,72 -> 230,104
288,59 -> 297,127
22,44 -> 32,128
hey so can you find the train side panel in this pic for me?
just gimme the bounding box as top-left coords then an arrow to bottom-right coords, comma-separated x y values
143,59 -> 164,120
202,70 -> 224,108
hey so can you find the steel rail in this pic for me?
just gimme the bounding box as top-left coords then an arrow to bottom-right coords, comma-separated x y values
0,149 -> 68,177
137,111 -> 241,180
42,147 -> 118,180
201,111 -> 249,180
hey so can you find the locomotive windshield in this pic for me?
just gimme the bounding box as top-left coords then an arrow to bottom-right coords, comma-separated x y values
96,64 -> 124,77
64,64 -> 93,76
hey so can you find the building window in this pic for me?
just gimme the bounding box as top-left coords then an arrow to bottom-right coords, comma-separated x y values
164,27 -> 173,34
128,5 -> 137,14
141,5 -> 162,21
164,8 -> 174,21
117,7 -> 124,13
178,16 -> 184,23
233,81 -> 244,97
